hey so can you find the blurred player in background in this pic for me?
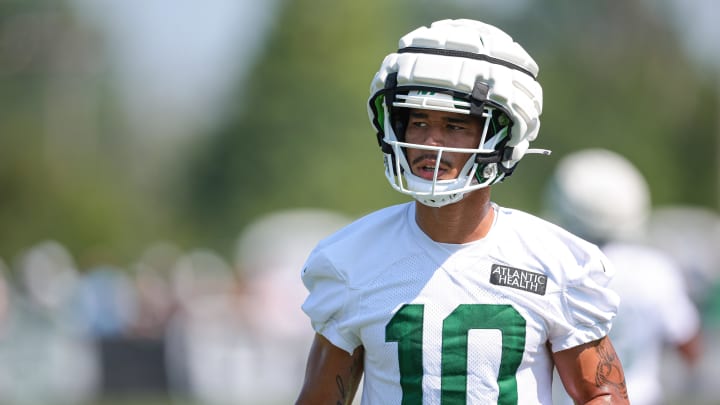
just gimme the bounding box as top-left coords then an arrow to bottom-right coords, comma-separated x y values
1,241 -> 100,405
166,209 -> 350,405
237,209 -> 351,404
544,148 -> 703,405
643,205 -> 720,402
297,19 -> 629,404
645,206 -> 720,312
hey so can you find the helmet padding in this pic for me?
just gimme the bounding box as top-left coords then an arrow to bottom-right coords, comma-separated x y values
367,19 -> 547,207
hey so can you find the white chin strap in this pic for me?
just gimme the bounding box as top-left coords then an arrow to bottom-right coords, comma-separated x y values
403,172 -> 472,207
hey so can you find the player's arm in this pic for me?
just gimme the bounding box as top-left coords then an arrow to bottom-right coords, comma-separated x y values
296,333 -> 364,405
552,335 -> 629,404
676,328 -> 703,366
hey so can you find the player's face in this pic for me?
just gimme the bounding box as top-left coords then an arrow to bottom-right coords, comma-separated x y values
403,109 -> 483,181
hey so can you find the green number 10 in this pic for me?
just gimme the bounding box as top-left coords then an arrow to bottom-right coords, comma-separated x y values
386,304 -> 526,405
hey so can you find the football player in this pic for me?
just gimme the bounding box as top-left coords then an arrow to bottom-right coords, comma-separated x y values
544,148 -> 703,405
296,19 -> 628,404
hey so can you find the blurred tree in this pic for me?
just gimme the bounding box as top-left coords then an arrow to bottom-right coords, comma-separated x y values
0,0 -> 185,266
0,0 -> 717,266
182,0 -> 413,252
477,1 -> 718,213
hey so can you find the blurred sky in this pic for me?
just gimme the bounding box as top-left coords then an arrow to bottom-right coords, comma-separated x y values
658,0 -> 720,69
68,0 -> 283,140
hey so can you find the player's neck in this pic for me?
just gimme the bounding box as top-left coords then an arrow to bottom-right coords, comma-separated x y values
414,188 -> 494,244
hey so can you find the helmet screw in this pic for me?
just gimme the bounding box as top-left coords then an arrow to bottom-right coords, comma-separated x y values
483,163 -> 498,178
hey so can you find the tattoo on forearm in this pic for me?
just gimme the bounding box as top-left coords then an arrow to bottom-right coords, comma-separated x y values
594,342 -> 629,399
335,374 -> 347,405
335,352 -> 364,405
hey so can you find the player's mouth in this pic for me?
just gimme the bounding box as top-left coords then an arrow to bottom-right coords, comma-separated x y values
412,155 -> 451,180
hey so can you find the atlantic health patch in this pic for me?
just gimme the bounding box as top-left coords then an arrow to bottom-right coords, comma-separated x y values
490,264 -> 547,296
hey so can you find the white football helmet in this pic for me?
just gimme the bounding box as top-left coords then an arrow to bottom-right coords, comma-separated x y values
367,19 -> 548,207
544,148 -> 651,244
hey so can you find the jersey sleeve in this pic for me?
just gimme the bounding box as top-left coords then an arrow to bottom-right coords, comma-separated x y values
300,250 -> 361,354
549,247 -> 621,352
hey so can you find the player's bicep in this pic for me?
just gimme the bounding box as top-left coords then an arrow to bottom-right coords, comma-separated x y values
552,335 -> 629,404
296,333 -> 364,405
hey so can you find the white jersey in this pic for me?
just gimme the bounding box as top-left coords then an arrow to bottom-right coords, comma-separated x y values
602,242 -> 700,405
301,202 -> 619,405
